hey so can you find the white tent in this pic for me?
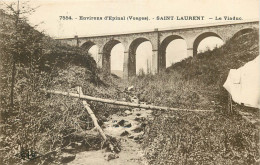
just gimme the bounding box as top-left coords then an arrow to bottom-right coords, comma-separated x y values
223,56 -> 260,108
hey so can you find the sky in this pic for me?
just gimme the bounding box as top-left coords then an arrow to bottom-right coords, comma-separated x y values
1,0 -> 259,74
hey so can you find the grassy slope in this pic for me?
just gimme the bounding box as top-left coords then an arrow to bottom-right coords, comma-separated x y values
128,30 -> 259,110
138,30 -> 259,164
144,110 -> 259,164
0,9 -> 121,164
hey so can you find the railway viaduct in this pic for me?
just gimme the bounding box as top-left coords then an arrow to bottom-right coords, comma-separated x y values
56,20 -> 259,79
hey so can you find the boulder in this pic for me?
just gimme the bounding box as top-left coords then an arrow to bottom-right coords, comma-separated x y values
127,86 -> 134,91
131,96 -> 139,104
120,131 -> 129,136
124,123 -> 132,128
128,135 -> 134,139
118,120 -> 132,128
132,126 -> 143,133
61,146 -> 75,153
125,110 -> 132,115
104,153 -> 119,161
113,124 -> 119,128
133,134 -> 143,142
118,120 -> 126,126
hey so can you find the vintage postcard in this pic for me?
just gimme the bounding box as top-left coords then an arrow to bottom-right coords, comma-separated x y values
0,0 -> 259,164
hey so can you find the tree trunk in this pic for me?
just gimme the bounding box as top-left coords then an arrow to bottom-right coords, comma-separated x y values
76,87 -> 116,152
42,88 -> 214,112
10,58 -> 16,107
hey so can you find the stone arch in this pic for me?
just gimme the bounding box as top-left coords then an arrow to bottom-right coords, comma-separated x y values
81,41 -> 96,52
81,41 -> 102,67
193,32 -> 223,56
128,37 -> 152,76
102,40 -> 123,73
232,28 -> 254,39
159,35 -> 187,70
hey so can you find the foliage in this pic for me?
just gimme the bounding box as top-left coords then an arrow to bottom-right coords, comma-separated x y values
0,6 -> 105,164
143,111 -> 259,164
126,29 -> 259,110
135,29 -> 259,164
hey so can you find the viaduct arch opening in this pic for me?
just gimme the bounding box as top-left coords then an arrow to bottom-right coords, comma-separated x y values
232,28 -> 254,39
193,32 -> 223,56
102,40 -> 123,74
81,41 -> 96,52
129,37 -> 152,76
110,43 -> 124,77
136,41 -> 153,75
160,35 -> 187,68
81,41 -> 99,63
88,45 -> 98,63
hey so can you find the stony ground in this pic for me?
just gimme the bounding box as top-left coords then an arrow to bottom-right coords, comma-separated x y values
68,108 -> 153,165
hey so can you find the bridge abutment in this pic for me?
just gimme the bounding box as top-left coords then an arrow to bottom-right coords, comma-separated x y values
187,48 -> 195,58
151,50 -> 159,74
97,52 -> 103,68
101,52 -> 111,74
158,50 -> 166,72
123,52 -> 129,79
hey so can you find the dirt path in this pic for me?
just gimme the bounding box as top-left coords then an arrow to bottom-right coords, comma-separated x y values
69,108 -> 152,165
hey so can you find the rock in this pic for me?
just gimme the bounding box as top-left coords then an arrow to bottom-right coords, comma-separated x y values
136,113 -> 141,116
104,153 -> 119,161
141,123 -> 147,128
98,120 -> 104,126
118,120 -> 131,128
112,120 -> 117,123
104,112 -> 109,118
125,110 -> 132,115
133,134 -> 143,141
134,117 -> 145,121
61,146 -> 75,153
146,110 -> 153,114
127,86 -> 134,91
60,153 -> 76,163
124,123 -> 132,128
133,108 -> 141,111
101,116 -> 108,122
134,136 -> 141,140
118,120 -> 125,126
113,124 -> 119,128
70,142 -> 83,148
131,96 -> 139,104
120,131 -> 129,136
128,135 -> 134,139
133,126 -> 143,133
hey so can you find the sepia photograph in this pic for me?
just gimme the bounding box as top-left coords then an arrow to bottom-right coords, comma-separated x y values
0,0 -> 259,164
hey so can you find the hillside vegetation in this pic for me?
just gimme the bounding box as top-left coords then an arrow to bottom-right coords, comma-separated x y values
128,30 -> 259,110
0,9 -> 120,164
131,30 -> 259,164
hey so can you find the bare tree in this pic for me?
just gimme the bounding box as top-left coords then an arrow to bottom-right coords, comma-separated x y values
1,0 -> 43,107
